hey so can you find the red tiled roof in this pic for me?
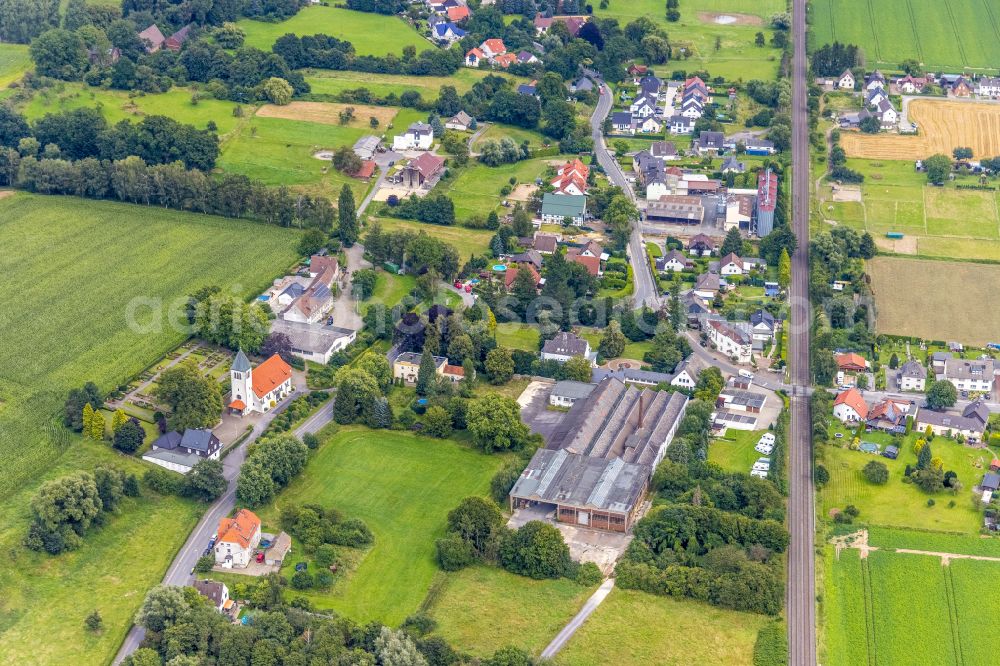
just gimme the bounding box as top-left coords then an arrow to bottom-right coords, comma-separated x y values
836,352 -> 868,371
310,254 -> 339,276
354,160 -> 376,179
466,47 -> 484,59
567,254 -> 600,276
217,509 -> 260,549
229,399 -> 246,410
493,53 -> 517,68
834,388 -> 868,419
251,354 -> 292,399
443,364 -> 465,377
504,264 -> 540,288
447,5 -> 469,21
482,38 -> 506,54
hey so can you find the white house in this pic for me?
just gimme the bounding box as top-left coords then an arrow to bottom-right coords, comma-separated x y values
540,332 -> 597,365
670,360 -> 698,389
141,429 -> 222,474
833,388 -> 868,423
635,116 -> 662,133
838,69 -> 856,89
938,358 -> 997,393
707,319 -> 752,364
669,114 -> 695,134
865,70 -> 886,92
214,509 -> 262,569
977,76 -> 1000,98
719,253 -> 765,276
749,310 -> 777,347
549,380 -> 595,407
445,110 -> 473,131
898,359 -> 926,392
193,579 -> 233,615
629,95 -> 657,118
645,177 -> 670,201
392,122 -> 434,151
656,248 -> 692,273
680,96 -> 704,118
229,351 -> 293,416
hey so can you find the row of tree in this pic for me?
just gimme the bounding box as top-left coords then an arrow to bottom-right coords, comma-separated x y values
235,434 -> 309,507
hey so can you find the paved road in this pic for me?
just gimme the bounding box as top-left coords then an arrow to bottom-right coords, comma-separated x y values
113,392 -> 334,663
683,330 -> 792,393
787,0 -> 818,663
539,578 -> 616,660
586,73 -> 660,310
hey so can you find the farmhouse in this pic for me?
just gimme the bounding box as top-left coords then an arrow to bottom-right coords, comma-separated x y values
937,358 -> 997,393
445,110 -> 473,131
898,359 -> 926,392
540,193 -> 586,224
214,509 -> 262,569
833,388 -> 868,423
390,152 -> 445,189
977,77 -> 1000,98
229,351 -> 293,416
550,380 -> 596,408
510,379 -> 688,532
837,69 -> 856,89
138,24 -> 166,52
164,24 -> 193,52
392,352 -> 464,384
142,428 -> 222,474
392,122 -> 434,151
540,331 -> 597,365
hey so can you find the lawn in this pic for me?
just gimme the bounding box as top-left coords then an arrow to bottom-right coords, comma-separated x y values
444,156 -> 564,220
217,115 -> 369,198
238,6 -> 428,57
811,0 -> 1000,71
0,43 -> 30,88
709,428 -> 772,474
304,69 -> 522,102
816,427 -> 995,534
868,256 -> 1000,346
371,217 -> 494,264
251,427 -> 506,625
579,328 -> 651,361
555,588 -> 769,666
0,193 -> 299,664
494,323 -> 541,351
19,82 -> 249,134
867,526 -> 1000,557
427,565 -> 595,658
472,123 -> 553,151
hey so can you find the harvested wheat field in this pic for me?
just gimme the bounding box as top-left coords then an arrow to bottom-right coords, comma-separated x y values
256,102 -> 399,129
869,256 -> 1000,345
841,100 -> 1000,160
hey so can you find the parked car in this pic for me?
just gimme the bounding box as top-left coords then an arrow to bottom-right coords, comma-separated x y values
256,552 -> 265,563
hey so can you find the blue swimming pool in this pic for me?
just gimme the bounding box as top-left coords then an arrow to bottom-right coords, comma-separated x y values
859,441 -> 878,453
492,264 -> 507,271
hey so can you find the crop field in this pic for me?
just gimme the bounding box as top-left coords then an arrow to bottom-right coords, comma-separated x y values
822,546 -> 1000,665
304,68 -> 521,101
19,83 -> 249,134
252,427 -> 505,625
818,158 -> 1000,261
868,256 -> 1000,346
840,100 -> 1000,160
218,116 -> 369,198
428,565 -> 595,658
238,6 -> 428,57
811,0 -> 1000,70
256,101 -> 399,128
0,193 -> 298,664
555,589 -> 769,666
0,43 -> 30,87
867,527 -> 1000,557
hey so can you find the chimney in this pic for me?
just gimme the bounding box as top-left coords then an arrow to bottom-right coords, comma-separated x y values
638,392 -> 644,428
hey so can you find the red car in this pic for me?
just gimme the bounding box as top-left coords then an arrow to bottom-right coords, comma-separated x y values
256,552 -> 265,563
465,285 -> 472,293
454,281 -> 462,289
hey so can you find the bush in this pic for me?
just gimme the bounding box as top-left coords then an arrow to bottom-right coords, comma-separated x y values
575,562 -> 602,586
862,460 -> 889,485
314,570 -> 334,589
291,569 -> 314,589
328,518 -> 374,548
303,433 -> 320,449
195,555 -> 215,573
499,521 -> 571,580
144,467 -> 182,495
436,535 -> 475,571
314,544 -> 338,568
401,612 -> 437,637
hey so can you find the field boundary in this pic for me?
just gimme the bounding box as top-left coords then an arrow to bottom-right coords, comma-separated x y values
942,567 -> 964,665
859,557 -> 877,666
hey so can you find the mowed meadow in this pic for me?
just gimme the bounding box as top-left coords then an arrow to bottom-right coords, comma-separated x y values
810,0 -> 1000,70
0,193 -> 300,663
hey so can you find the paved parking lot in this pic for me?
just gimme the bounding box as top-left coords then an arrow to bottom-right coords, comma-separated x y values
516,380 -> 567,442
508,504 -> 633,574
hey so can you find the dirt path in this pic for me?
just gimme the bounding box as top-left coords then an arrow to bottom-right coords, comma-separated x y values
894,549 -> 1000,565
831,529 -> 1000,565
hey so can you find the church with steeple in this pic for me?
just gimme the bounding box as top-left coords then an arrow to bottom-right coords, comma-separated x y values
229,350 -> 293,416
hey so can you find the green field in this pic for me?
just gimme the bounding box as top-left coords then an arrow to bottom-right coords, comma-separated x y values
0,43 -> 30,88
428,565 -> 595,657
305,68 -> 520,101
372,217 -> 494,263
709,428 -> 773,473
494,323 -> 542,351
818,158 -> 1000,261
821,545 -> 999,665
817,429 -> 995,534
443,156 -> 563,220
0,193 -> 299,664
251,427 -> 505,625
867,526 -> 1000,557
811,0 -> 1000,70
19,83 -> 249,134
218,115 -> 369,198
556,589 -> 769,666
238,6 -> 427,57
